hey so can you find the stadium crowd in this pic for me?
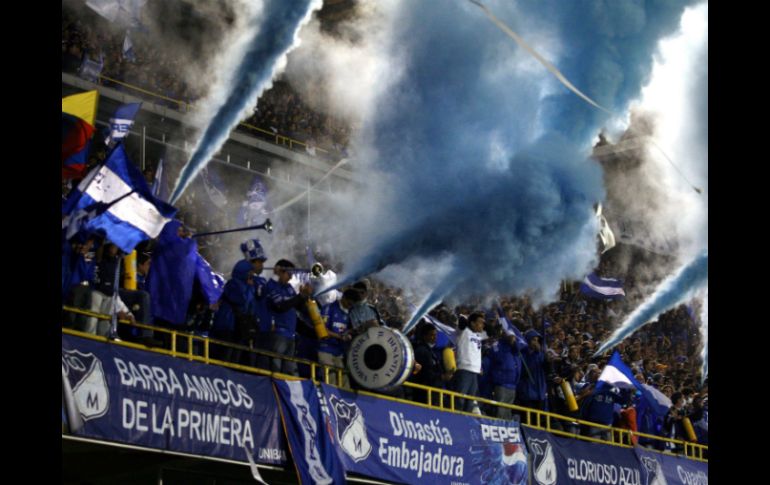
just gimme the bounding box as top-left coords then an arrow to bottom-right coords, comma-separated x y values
62,2 -> 706,458
62,6 -> 352,158
62,213 -> 708,454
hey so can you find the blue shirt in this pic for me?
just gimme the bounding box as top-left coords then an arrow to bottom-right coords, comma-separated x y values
318,300 -> 350,356
266,279 -> 300,338
582,386 -> 620,426
490,338 -> 524,389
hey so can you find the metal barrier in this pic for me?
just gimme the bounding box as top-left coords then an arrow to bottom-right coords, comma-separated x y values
61,306 -> 707,462
98,75 -> 192,112
94,74 -> 331,157
63,305 -> 345,384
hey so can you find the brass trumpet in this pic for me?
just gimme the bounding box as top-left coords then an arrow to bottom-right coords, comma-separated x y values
192,219 -> 273,238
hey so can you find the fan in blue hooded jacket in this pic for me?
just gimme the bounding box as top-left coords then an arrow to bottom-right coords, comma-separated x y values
516,329 -> 548,410
146,220 -> 223,336
146,220 -> 198,327
265,259 -> 313,376
490,331 -> 526,420
211,259 -> 258,364
240,238 -> 271,369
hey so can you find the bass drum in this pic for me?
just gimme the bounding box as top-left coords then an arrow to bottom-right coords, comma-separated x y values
346,326 -> 415,391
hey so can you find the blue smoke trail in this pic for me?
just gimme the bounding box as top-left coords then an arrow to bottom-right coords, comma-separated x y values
402,262 -> 465,334
700,290 -> 708,382
595,252 -> 708,356
169,0 -> 322,204
329,0 -> 697,306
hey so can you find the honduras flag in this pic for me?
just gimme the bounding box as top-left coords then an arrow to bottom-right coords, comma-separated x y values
496,306 -> 524,340
423,313 -> 457,348
62,144 -> 177,253
122,33 -> 136,62
579,273 -> 626,300
104,102 -> 141,147
598,351 -> 671,419
87,0 -> 146,28
151,158 -> 165,200
597,351 -> 639,391
404,302 -> 457,348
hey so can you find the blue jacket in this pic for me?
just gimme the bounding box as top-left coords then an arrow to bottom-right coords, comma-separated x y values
266,279 -> 305,338
517,346 -> 547,401
490,338 -> 524,389
61,240 -> 97,297
318,300 -> 350,356
212,260 -> 256,336
146,221 -> 198,325
253,274 -> 271,333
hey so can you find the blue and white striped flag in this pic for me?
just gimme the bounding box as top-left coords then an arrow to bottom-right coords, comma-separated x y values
62,144 -> 177,253
78,51 -> 104,83
597,351 -> 639,391
496,306 -> 524,339
579,273 -> 626,300
423,313 -> 458,346
87,0 -> 146,29
122,33 -> 136,62
598,351 -> 671,419
105,103 -> 141,147
151,158 -> 164,200
201,166 -> 228,210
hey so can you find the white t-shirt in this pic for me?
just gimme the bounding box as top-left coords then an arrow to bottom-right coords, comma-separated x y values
456,327 -> 484,373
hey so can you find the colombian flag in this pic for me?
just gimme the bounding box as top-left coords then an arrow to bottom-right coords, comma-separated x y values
62,90 -> 99,180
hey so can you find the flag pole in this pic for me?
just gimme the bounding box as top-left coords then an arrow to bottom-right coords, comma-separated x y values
63,189 -> 138,239
108,256 -> 122,340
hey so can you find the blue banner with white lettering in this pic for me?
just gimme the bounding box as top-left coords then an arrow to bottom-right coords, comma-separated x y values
320,383 -> 528,485
634,446 -> 707,485
273,379 -> 346,485
523,426 -> 642,485
61,334 -> 287,465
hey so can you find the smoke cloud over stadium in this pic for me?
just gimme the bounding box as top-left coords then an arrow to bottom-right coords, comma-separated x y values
699,290 -> 708,381
594,3 -> 708,368
295,0 -> 700,324
596,251 -> 707,357
169,0 -> 323,204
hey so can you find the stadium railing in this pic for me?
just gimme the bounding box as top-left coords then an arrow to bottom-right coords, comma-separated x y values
61,305 -> 708,463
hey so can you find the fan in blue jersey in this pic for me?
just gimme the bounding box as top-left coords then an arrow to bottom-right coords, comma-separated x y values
266,259 -> 313,376
317,289 -> 357,387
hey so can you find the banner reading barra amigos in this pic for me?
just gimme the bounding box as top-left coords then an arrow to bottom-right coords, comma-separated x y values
61,334 -> 287,465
